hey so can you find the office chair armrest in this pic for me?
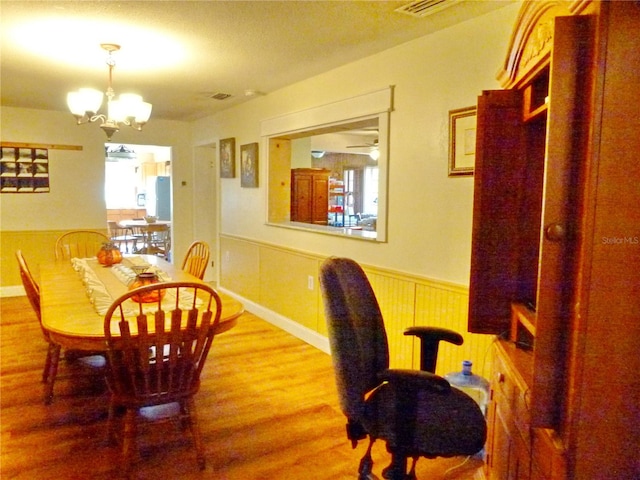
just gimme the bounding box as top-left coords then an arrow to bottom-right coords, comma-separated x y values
379,368 -> 450,393
404,327 -> 464,373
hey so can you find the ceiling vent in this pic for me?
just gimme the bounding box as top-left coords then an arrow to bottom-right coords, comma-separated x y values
209,92 -> 232,101
395,0 -> 459,18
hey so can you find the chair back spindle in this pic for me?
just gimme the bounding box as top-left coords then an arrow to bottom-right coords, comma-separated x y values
55,230 -> 109,260
103,281 -> 222,473
181,241 -> 211,280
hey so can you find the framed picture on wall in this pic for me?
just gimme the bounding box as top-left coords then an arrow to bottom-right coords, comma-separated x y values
240,142 -> 259,188
448,106 -> 477,176
220,137 -> 236,178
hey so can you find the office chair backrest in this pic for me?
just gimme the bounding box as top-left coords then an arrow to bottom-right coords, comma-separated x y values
319,257 -> 389,421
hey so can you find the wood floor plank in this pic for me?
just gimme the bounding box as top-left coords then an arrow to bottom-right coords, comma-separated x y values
1,296 -> 482,479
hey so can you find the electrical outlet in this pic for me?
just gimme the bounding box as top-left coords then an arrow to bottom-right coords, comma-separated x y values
307,275 -> 314,290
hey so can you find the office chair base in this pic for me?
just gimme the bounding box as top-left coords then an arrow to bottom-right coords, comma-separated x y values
381,454 -> 417,480
358,437 -> 375,479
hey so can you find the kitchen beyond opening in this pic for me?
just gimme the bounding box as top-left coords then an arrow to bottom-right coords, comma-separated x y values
104,143 -> 172,258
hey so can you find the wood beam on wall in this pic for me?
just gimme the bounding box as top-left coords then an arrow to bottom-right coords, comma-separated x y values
1,142 -> 83,151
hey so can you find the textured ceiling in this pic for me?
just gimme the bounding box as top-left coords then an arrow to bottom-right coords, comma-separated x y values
0,1 -> 512,122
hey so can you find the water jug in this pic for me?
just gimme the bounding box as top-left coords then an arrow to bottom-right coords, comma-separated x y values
444,360 -> 490,416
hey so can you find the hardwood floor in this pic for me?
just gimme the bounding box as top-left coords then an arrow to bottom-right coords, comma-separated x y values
0,296 -> 483,479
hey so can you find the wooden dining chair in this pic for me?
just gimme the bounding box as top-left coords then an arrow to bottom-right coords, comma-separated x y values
143,224 -> 171,257
107,221 -> 137,254
54,230 -> 109,260
103,281 -> 222,475
16,250 -> 103,404
181,241 -> 210,280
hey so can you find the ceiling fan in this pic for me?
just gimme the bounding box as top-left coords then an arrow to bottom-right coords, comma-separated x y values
346,138 -> 380,160
347,138 -> 378,149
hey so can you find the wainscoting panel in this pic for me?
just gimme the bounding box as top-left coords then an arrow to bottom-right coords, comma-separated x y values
366,270 -> 417,369
218,235 -> 493,378
259,246 -> 321,331
219,235 -> 261,302
415,282 -> 495,378
1,230 -> 106,293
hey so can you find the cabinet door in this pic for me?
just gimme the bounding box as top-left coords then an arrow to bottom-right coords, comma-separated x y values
489,393 -> 532,480
468,88 -> 526,334
311,174 -> 329,224
291,172 -> 312,222
489,403 -> 512,480
530,14 -> 594,428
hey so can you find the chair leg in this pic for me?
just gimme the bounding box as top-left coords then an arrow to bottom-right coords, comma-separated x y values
121,408 -> 137,476
43,343 -> 61,404
382,453 -> 408,480
42,344 -> 53,383
406,458 -> 418,480
185,398 -> 206,470
107,399 -> 118,445
358,437 -> 375,480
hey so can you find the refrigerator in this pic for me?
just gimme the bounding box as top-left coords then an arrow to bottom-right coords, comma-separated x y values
145,176 -> 171,221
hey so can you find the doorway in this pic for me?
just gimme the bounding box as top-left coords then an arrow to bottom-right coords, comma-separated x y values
105,143 -> 173,255
105,143 -> 172,219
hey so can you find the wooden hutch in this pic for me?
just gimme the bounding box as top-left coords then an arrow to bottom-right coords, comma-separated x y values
290,168 -> 330,225
468,1 -> 640,479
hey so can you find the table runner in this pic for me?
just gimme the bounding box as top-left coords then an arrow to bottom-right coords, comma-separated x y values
71,257 -> 198,317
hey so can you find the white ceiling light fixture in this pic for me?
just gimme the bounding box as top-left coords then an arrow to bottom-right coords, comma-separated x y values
369,149 -> 380,161
67,44 -> 152,141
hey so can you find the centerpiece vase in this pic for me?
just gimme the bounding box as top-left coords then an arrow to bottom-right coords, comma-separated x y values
129,272 -> 165,303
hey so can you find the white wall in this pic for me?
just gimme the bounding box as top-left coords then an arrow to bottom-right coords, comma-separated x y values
0,106 -> 194,262
191,3 -> 520,285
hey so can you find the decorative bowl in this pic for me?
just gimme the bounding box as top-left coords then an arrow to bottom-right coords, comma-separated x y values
144,215 -> 157,223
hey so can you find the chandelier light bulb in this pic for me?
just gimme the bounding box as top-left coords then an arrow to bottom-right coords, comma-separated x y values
108,99 -> 126,122
67,88 -> 103,117
135,102 -> 152,124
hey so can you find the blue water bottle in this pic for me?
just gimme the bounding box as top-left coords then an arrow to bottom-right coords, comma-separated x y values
445,360 -> 490,459
444,360 -> 490,416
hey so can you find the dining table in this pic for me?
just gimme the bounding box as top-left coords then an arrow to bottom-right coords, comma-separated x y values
119,219 -> 171,229
40,254 -> 244,352
118,219 -> 172,255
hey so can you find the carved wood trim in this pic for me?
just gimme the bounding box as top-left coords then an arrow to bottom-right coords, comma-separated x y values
496,1 -> 595,89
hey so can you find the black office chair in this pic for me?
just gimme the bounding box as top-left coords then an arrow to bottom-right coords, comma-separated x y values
319,257 -> 486,480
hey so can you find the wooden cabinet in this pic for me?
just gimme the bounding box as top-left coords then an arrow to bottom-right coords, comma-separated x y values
486,341 -> 564,480
469,2 -> 640,479
290,168 -> 329,224
470,11 -> 593,427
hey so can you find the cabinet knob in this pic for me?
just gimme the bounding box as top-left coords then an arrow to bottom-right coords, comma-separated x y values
545,223 -> 566,242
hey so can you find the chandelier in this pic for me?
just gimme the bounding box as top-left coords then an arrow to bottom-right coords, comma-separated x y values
67,44 -> 152,141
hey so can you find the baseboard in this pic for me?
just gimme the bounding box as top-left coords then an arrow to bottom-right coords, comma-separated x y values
1,285 -> 25,298
218,287 -> 331,355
